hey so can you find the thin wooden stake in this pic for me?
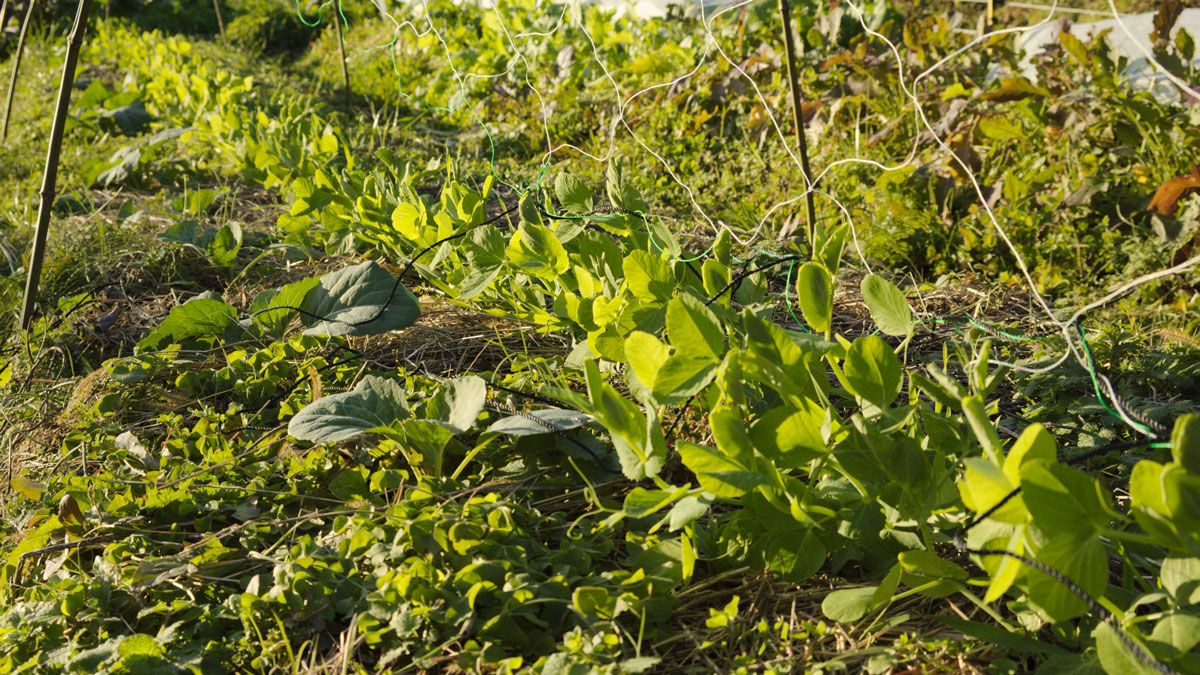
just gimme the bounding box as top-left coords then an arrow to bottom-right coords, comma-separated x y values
777,0 -> 819,253
333,1 -> 350,107
1,0 -> 36,141
212,0 -> 225,39
0,0 -> 10,38
19,0 -> 92,331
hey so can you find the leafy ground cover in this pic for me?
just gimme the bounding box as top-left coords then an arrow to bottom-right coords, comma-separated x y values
0,0 -> 1199,672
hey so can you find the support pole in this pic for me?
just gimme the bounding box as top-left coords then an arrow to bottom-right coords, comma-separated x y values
212,0 -> 225,39
1,0 -> 36,141
19,0 -> 92,330
333,1 -> 350,107
0,0 -> 10,39
777,0 -> 819,253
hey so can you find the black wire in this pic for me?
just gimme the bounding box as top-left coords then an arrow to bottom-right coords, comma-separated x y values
705,254 -> 802,307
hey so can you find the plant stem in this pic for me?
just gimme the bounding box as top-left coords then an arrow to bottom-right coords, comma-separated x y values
2,0 -> 36,141
19,0 -> 92,330
212,0 -> 225,39
333,1 -> 350,107
776,0 -> 818,252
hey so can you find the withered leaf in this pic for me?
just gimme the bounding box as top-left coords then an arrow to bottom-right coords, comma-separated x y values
1148,164 -> 1200,216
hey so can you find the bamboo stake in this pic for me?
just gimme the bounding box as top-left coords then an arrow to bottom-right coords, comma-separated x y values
333,1 -> 350,107
0,0 -> 10,39
776,0 -> 819,253
212,0 -> 225,39
19,0 -> 92,330
1,0 -> 36,141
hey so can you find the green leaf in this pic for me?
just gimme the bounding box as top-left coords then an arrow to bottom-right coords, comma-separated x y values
650,354 -> 718,405
605,158 -> 647,214
1148,611 -> 1200,658
821,586 -> 878,623
625,331 -> 671,388
1162,555 -> 1200,605
666,293 -> 724,361
1002,424 -> 1057,484
10,476 -> 46,500
623,250 -> 675,304
624,487 -> 684,518
936,617 -> 1070,657
288,375 -> 409,444
210,223 -> 242,268
978,116 -> 1026,141
585,360 -> 663,479
137,297 -> 238,352
898,549 -> 968,580
1020,461 -> 1111,536
959,457 -> 1025,523
842,336 -> 903,410
676,442 -> 765,498
748,402 -> 826,469
860,274 -> 911,336
572,586 -> 611,618
252,276 -> 319,338
1027,534 -> 1106,621
1171,413 -> 1200,475
555,172 -> 593,214
1094,623 -> 1160,675
432,375 -> 486,434
506,223 -> 569,281
485,409 -> 592,436
299,261 -> 421,336
518,192 -> 544,226
668,494 -> 711,531
796,262 -> 833,334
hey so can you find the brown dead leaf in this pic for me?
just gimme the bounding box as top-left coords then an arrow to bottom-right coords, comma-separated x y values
1148,164 -> 1200,215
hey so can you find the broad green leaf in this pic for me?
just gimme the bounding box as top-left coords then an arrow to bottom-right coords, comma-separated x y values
624,487 -> 684,519
666,293 -> 724,361
676,442 -> 764,498
554,172 -> 593,214
749,403 -> 826,469
210,223 -> 242,268
605,159 -> 647,213
1162,556 -> 1200,605
1020,461 -> 1111,536
668,494 -> 711,531
137,297 -> 238,352
1094,623 -> 1160,675
821,586 -> 877,623
625,331 -> 670,388
1171,413 -> 1200,475
299,261 -> 421,336
1148,611 -> 1200,658
506,223 -> 569,281
898,549 -> 968,580
432,375 -> 486,434
252,276 -> 319,338
959,457 -> 1026,524
860,274 -> 911,336
623,250 -> 675,304
11,476 -> 46,500
963,395 -> 1003,461
982,526 -> 1027,603
486,409 -> 592,436
710,405 -> 755,467
1027,534 -> 1106,621
572,586 -> 611,618
1002,424 -> 1057,485
585,360 -> 664,479
288,375 -> 409,443
651,354 -> 718,405
978,116 -> 1026,141
796,262 -> 833,334
518,192 -> 543,226
842,336 -> 903,410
